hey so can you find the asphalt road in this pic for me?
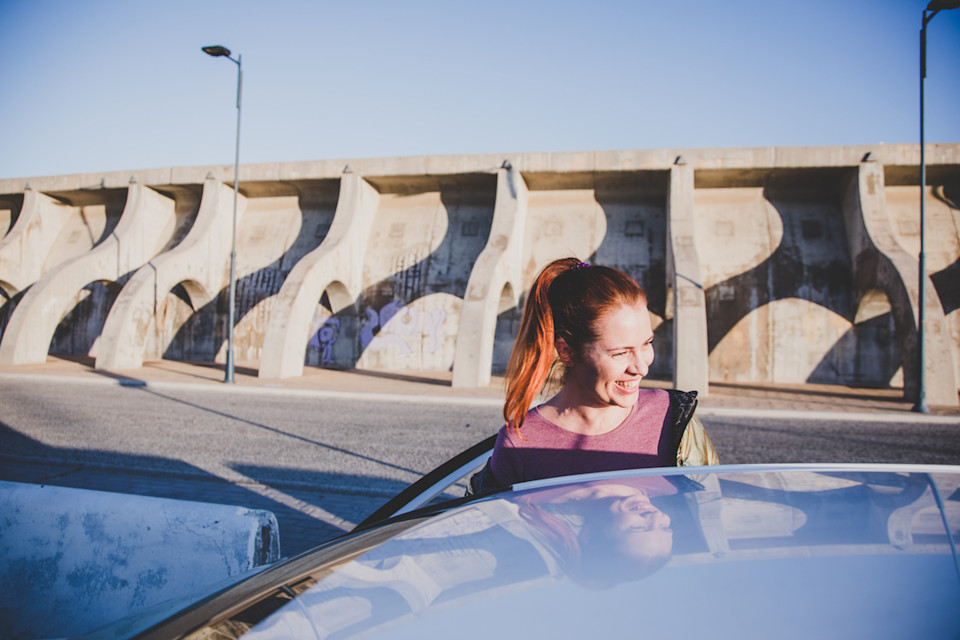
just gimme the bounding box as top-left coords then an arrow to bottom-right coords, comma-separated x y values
2,376 -> 959,554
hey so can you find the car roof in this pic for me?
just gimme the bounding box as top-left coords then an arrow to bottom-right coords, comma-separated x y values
113,464 -> 960,639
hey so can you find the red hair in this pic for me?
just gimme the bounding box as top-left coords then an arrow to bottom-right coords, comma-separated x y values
503,257 -> 647,434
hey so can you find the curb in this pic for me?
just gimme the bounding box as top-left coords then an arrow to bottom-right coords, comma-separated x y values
0,372 -> 504,406
3,372 -> 957,425
695,406 -> 960,425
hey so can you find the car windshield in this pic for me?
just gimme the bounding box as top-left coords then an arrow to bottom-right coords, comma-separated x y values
177,467 -> 960,640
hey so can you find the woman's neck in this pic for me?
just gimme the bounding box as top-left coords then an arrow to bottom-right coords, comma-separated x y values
539,384 -> 633,436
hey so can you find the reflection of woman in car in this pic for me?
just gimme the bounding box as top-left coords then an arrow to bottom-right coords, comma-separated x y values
475,257 -> 718,491
518,477 -> 678,587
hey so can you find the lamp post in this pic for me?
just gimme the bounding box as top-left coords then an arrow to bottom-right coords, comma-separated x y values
203,45 -> 242,384
915,0 -> 959,412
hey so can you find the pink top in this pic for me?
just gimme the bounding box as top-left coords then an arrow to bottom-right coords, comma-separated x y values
489,389 -> 674,487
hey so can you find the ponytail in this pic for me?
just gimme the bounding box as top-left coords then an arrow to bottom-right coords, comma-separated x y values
503,257 -> 646,434
503,258 -> 580,434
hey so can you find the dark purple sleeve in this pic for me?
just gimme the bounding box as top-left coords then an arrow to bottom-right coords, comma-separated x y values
489,425 -> 521,487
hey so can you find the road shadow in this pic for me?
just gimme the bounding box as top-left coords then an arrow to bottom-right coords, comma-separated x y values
0,419 -> 409,557
137,387 -> 421,478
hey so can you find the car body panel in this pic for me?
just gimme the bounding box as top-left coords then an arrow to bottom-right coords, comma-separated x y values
113,464 -> 960,640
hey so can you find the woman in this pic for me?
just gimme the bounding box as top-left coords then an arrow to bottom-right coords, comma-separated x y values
472,257 -> 718,492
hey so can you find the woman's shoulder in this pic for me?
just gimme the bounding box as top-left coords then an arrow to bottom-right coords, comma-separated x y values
631,388 -> 671,419
639,388 -> 699,418
497,406 -> 568,447
638,388 -> 669,401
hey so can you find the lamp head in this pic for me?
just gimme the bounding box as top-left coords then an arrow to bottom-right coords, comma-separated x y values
926,0 -> 960,10
202,45 -> 232,58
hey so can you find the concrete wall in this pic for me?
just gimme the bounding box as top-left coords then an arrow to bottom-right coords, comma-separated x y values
0,145 -> 956,405
696,168 -> 862,385
0,481 -> 279,639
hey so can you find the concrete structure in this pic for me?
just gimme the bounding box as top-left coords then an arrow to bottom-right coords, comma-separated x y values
0,481 -> 279,639
0,144 -> 957,406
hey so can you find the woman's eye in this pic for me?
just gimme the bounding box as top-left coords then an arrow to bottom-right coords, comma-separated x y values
612,351 -> 628,358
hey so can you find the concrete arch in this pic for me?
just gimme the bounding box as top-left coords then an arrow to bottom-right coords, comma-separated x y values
258,173 -> 379,379
54,278 -> 123,357
0,189 -> 76,293
0,286 -> 21,344
95,176 -> 240,370
842,161 -> 956,405
499,281 -> 516,313
0,182 -> 178,365
825,287 -> 902,387
322,279 -> 354,313
301,280 -> 354,369
452,164 -> 526,387
855,288 -> 894,323
711,297 -> 855,384
96,276 -> 217,371
178,278 -> 215,311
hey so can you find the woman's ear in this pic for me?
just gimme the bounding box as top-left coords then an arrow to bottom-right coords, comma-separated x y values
556,338 -> 574,366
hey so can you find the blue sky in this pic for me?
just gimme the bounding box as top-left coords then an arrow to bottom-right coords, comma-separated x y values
1,0 -> 957,180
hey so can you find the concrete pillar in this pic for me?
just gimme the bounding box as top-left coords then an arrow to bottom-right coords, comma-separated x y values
843,160 -> 957,406
667,162 -> 710,396
95,176 -> 241,371
0,188 -> 74,293
0,181 -> 177,365
452,163 -> 527,388
258,171 -> 380,379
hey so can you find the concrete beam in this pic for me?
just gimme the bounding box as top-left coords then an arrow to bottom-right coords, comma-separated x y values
95,176 -> 241,371
667,162 -> 709,396
258,172 -> 379,379
0,182 -> 177,364
843,160 -> 957,406
3,144 -> 958,197
452,164 -> 527,388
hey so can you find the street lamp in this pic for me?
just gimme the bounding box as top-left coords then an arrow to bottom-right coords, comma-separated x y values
203,44 -> 242,384
915,0 -> 958,412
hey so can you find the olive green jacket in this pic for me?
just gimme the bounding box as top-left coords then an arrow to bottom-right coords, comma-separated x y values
669,390 -> 720,467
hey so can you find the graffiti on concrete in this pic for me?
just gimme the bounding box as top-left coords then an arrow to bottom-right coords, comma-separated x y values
360,300 -> 446,356
307,317 -> 340,365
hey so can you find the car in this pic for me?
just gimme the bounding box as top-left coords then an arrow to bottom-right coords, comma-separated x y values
83,440 -> 960,640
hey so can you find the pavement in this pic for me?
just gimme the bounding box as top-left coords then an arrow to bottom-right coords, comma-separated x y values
1,354 -> 958,420
1,355 -> 958,557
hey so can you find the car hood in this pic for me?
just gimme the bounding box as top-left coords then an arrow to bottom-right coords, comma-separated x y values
141,465 -> 960,639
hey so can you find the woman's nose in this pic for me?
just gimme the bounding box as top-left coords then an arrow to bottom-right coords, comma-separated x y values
628,352 -> 649,376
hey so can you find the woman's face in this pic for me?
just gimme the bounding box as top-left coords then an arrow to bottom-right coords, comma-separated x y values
601,491 -> 673,558
568,483 -> 673,571
560,302 -> 655,409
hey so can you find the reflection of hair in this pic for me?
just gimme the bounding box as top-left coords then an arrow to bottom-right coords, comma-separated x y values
518,495 -> 582,564
503,257 -> 647,433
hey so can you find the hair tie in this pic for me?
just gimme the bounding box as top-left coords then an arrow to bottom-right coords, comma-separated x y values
571,262 -> 590,270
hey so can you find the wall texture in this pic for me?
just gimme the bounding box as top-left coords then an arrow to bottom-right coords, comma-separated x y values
0,145 -> 957,405
0,480 -> 279,639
